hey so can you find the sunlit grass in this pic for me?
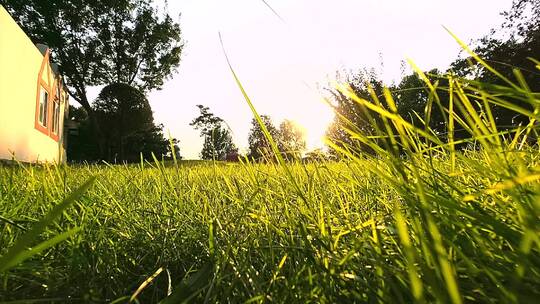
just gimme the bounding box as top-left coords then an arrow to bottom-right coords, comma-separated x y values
1,44 -> 540,302
1,144 -> 538,302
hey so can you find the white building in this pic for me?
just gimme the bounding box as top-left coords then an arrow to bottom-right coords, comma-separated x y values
0,5 -> 69,163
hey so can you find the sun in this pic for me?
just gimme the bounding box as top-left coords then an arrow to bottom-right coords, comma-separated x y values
291,100 -> 335,151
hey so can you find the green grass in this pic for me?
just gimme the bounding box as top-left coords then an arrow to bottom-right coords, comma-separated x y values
1,149 -> 539,302
1,51 -> 540,302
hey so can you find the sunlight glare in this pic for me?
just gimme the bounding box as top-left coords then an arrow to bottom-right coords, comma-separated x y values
292,98 -> 334,151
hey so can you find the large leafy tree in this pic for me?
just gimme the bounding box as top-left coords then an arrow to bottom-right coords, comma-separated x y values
91,2 -> 183,91
392,69 -> 454,136
94,83 -> 154,162
326,69 -> 462,157
190,105 -> 237,161
324,0 -> 540,157
69,83 -> 178,162
451,0 -> 540,127
190,105 -> 225,137
1,0 -> 183,154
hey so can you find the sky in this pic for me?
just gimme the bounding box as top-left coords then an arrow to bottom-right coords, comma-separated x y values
90,0 -> 513,159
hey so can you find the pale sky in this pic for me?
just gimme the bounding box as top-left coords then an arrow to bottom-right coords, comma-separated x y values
89,0 -> 512,159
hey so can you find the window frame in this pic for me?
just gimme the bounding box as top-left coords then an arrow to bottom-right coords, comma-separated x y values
34,82 -> 51,136
38,86 -> 49,128
34,49 -> 62,142
50,98 -> 60,140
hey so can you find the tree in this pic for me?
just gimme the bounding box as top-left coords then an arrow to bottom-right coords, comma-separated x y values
247,115 -> 279,161
0,0 -> 184,156
303,148 -> 332,162
325,70 -> 385,157
201,127 -> 237,161
66,106 -> 100,162
277,119 -> 306,160
92,83 -> 178,162
392,69 -> 454,137
190,105 -> 224,136
323,1 -> 540,158
190,105 -> 237,160
120,123 -> 180,162
68,104 -> 88,122
91,1 -> 184,91
450,0 -> 540,127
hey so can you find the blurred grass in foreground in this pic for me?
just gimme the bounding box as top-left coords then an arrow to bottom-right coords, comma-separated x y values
1,51 -> 540,303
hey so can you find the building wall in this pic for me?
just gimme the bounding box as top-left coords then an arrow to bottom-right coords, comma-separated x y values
0,5 -> 68,163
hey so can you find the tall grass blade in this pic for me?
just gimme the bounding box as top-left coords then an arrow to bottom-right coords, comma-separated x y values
0,176 -> 96,272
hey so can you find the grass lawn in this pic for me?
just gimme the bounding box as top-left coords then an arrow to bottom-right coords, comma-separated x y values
1,148 -> 539,303
2,55 -> 540,303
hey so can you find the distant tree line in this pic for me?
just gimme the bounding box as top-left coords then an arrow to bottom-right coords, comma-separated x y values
4,0 -> 537,162
199,0 -> 540,162
325,0 -> 540,157
190,106 -> 307,162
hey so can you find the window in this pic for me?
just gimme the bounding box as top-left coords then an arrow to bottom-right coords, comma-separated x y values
38,87 -> 48,127
52,100 -> 60,134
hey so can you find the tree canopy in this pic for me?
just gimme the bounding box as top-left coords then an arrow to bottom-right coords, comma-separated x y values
246,116 -> 306,162
450,0 -> 540,127
68,83 -> 179,163
325,0 -> 540,157
277,119 -> 306,160
325,70 -> 385,156
1,0 -> 184,157
190,105 -> 238,161
247,115 -> 279,161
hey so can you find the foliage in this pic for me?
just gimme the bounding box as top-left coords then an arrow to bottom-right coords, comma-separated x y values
302,148 -> 332,162
247,116 -> 307,162
200,127 -> 238,161
325,70 -> 385,156
0,0 -> 183,156
189,105 -> 224,136
91,1 -> 184,92
326,0 -> 540,156
68,104 -> 88,122
450,0 -> 540,127
68,83 -> 179,163
1,61 -> 540,301
277,119 -> 306,160
190,105 -> 238,161
393,69 -> 446,131
247,115 -> 279,161
65,105 -> 100,161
